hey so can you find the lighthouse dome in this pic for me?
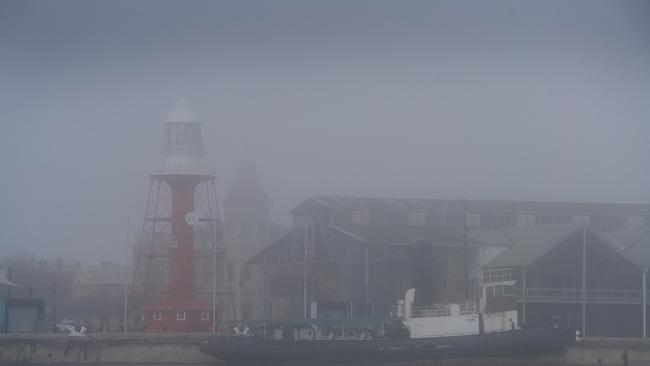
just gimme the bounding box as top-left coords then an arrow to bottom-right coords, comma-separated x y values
165,99 -> 195,123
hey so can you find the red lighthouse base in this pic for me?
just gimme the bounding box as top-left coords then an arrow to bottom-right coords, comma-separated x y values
142,298 -> 215,333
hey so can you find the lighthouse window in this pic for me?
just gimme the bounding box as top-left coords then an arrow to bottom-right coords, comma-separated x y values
201,311 -> 210,320
177,311 -> 186,321
153,311 -> 161,321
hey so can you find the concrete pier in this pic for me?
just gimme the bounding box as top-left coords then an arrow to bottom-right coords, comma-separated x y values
0,333 -> 217,365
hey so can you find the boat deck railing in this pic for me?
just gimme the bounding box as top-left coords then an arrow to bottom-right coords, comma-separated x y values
410,301 -> 477,318
481,268 -> 512,284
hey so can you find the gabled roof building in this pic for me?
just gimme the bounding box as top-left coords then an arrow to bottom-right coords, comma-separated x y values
249,196 -> 650,334
484,224 -> 647,337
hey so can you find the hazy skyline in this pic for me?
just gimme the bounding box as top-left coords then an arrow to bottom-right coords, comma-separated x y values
1,0 -> 649,262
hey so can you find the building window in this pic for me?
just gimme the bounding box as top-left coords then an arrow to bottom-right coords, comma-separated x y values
407,211 -> 426,226
516,214 -> 536,227
502,285 -> 515,296
572,215 -> 590,225
351,210 -> 370,225
201,311 -> 209,320
177,311 -> 186,321
153,311 -> 161,321
626,216 -> 646,229
465,213 -> 481,228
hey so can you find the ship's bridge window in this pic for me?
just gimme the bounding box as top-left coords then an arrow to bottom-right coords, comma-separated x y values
503,285 -> 515,296
486,286 -> 496,298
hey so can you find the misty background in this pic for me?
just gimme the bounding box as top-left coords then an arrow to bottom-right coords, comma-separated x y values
1,0 -> 649,262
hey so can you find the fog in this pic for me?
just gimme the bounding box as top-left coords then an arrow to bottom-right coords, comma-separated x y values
1,0 -> 649,262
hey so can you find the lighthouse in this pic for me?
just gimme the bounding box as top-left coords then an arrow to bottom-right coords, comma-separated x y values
135,100 -> 225,333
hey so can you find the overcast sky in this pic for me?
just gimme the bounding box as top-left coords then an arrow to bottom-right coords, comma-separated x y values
1,0 -> 649,263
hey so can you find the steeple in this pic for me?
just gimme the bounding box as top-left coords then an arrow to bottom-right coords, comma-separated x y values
224,161 -> 270,209
223,162 -> 272,258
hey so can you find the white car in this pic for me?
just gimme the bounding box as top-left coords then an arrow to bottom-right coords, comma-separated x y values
55,320 -> 87,336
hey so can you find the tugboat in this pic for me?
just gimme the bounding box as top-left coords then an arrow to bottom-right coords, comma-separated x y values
200,268 -> 575,365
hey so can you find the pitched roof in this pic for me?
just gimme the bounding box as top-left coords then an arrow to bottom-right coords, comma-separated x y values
603,227 -> 650,250
0,268 -> 20,287
331,225 -> 490,247
483,223 -> 581,268
463,228 -> 514,247
247,225 -> 516,264
622,229 -> 650,269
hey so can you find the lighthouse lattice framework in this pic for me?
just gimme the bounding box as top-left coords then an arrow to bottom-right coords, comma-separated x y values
132,100 -> 235,333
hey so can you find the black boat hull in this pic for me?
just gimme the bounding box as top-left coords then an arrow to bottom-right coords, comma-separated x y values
200,327 -> 574,366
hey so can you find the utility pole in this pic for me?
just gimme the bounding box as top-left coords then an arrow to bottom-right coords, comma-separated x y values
463,198 -> 469,301
303,217 -> 308,319
641,268 -> 648,338
581,224 -> 587,337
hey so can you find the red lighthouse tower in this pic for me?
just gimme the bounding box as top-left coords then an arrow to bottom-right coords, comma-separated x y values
134,100 -> 225,332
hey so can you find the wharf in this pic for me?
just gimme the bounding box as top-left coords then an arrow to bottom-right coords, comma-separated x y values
0,333 -> 217,365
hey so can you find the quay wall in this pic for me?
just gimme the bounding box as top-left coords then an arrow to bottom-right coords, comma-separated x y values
567,337 -> 650,366
3,334 -> 650,366
0,333 -> 217,365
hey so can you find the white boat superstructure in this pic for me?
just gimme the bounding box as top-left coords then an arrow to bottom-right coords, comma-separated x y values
398,268 -> 518,338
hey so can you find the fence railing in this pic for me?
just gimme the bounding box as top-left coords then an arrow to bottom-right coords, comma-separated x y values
516,287 -> 650,303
